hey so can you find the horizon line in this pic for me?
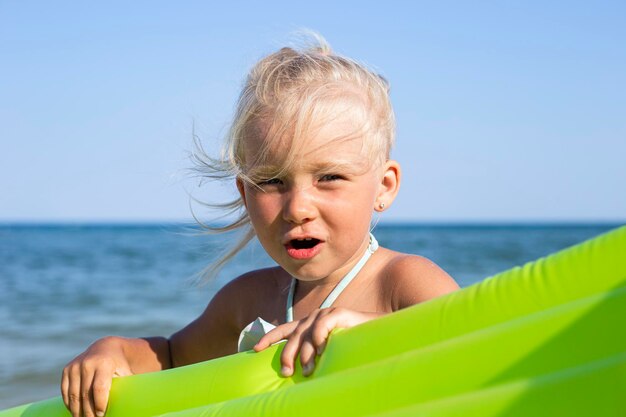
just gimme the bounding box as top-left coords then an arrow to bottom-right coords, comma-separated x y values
1,219 -> 624,227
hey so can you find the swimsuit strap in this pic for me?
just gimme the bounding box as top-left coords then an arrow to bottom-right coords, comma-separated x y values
286,233 -> 379,323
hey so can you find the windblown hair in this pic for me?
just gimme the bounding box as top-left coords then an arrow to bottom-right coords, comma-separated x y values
192,33 -> 396,282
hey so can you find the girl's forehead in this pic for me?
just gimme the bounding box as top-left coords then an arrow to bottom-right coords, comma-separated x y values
244,119 -> 370,166
248,140 -> 370,173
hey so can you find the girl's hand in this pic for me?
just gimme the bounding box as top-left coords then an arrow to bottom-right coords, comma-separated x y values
253,308 -> 381,377
61,336 -> 133,417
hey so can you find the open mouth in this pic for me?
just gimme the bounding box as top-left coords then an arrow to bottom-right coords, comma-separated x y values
285,238 -> 323,260
290,238 -> 321,250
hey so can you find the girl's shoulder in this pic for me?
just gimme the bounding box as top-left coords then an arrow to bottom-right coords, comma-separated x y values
219,266 -> 291,297
375,248 -> 459,309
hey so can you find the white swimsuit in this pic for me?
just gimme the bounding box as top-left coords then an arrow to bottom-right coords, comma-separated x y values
237,234 -> 379,352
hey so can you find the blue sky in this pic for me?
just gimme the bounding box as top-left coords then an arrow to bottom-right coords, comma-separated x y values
1,1 -> 625,222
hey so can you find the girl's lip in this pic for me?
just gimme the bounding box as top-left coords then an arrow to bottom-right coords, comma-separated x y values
284,241 -> 324,260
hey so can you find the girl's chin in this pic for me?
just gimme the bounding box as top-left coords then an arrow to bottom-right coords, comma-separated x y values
283,263 -> 330,282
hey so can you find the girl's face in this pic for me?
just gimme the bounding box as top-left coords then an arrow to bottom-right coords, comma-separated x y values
237,115 -> 398,286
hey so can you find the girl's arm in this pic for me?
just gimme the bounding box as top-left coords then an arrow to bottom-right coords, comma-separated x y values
61,275 -> 248,417
168,276 -> 246,366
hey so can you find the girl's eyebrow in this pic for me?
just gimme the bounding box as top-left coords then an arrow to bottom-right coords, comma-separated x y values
307,160 -> 366,173
249,165 -> 283,176
250,159 -> 366,176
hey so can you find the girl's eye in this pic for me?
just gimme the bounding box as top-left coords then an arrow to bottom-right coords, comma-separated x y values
319,174 -> 342,182
257,178 -> 282,186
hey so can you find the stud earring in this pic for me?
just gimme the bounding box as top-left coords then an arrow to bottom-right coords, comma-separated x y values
379,202 -> 385,210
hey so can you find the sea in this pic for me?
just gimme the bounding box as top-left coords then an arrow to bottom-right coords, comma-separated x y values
0,222 -> 622,409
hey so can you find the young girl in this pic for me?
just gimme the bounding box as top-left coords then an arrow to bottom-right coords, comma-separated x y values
61,35 -> 459,417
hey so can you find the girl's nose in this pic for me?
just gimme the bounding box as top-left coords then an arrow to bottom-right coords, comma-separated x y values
282,188 -> 318,224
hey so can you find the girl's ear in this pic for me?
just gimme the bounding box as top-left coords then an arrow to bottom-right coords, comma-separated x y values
236,177 -> 248,208
375,160 -> 401,212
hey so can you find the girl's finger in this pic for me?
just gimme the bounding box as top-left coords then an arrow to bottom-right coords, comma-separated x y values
278,325 -> 307,377
253,321 -> 299,351
299,338 -> 318,377
60,367 -> 70,408
279,311 -> 320,376
92,368 -> 113,417
80,365 -> 97,417
67,365 -> 83,417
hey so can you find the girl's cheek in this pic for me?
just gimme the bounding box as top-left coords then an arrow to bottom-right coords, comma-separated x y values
249,195 -> 282,220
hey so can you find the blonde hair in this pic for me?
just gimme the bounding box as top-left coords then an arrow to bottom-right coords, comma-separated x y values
193,33 -> 396,282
